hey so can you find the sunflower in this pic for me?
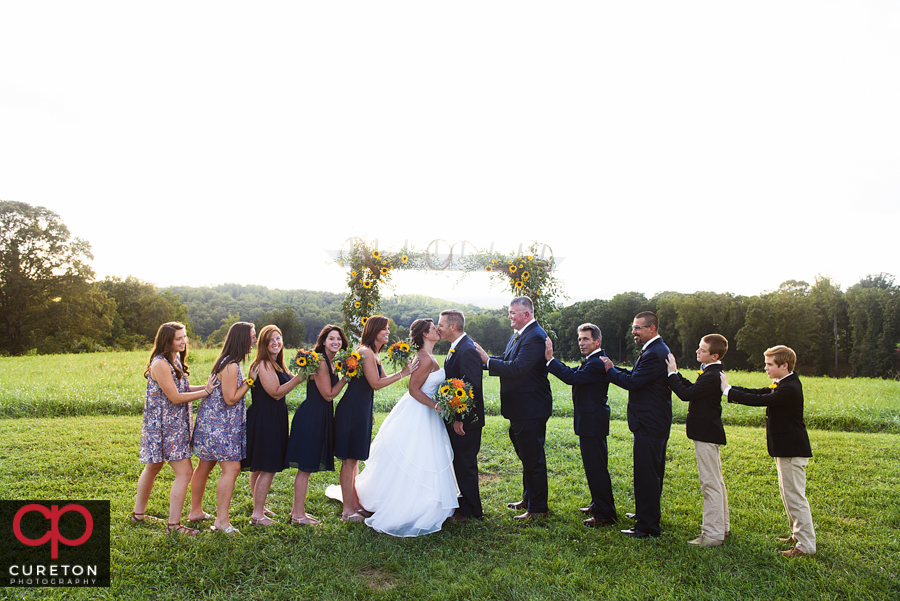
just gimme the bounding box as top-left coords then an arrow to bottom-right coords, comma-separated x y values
380,267 -> 389,275
522,272 -> 530,281
440,385 -> 451,395
351,270 -> 357,277
457,403 -> 467,413
334,360 -> 343,371
455,388 -> 466,398
361,317 -> 369,326
354,301 -> 361,308
509,265 -> 517,273
372,250 -> 381,259
484,265 -> 493,272
515,281 -> 524,289
401,255 -> 409,263
363,280 -> 372,289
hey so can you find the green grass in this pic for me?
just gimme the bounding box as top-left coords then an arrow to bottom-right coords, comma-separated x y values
0,414 -> 898,600
3,351 -> 900,433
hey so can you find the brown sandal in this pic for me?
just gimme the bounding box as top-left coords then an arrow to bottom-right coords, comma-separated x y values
130,512 -> 159,524
166,522 -> 199,535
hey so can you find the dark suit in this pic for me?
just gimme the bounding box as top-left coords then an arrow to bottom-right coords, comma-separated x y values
444,333 -> 484,518
547,349 -> 616,520
606,337 -> 672,536
488,320 -> 553,513
726,373 -> 811,457
668,364 -> 726,445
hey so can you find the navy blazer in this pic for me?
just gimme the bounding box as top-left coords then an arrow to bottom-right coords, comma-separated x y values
668,363 -> 726,445
727,373 -> 811,458
488,321 -> 553,421
606,337 -> 672,439
443,334 -> 485,425
547,350 -> 610,438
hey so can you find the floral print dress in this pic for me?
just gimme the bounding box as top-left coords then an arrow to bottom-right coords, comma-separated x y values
192,360 -> 247,462
139,355 -> 193,464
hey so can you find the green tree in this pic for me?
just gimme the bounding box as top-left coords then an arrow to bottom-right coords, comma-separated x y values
97,276 -> 191,348
736,281 -> 817,370
1,201 -> 95,354
846,273 -> 900,377
256,306 -> 306,349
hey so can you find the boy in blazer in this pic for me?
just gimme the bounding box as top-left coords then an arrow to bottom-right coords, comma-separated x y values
720,345 -> 815,557
545,323 -> 617,527
665,334 -> 730,547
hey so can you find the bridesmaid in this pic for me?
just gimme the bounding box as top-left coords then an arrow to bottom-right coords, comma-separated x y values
132,322 -> 217,535
285,325 -> 349,525
242,324 -> 307,526
333,316 -> 415,522
189,321 -> 258,535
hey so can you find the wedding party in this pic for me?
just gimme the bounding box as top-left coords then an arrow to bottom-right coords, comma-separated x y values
130,295 -> 815,559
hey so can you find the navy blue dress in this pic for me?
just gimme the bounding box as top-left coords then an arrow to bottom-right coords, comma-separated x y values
241,369 -> 290,473
285,360 -> 338,472
334,364 -> 382,461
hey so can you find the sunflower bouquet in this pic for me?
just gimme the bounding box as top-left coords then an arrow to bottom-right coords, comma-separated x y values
386,340 -> 412,371
432,377 -> 477,425
333,348 -> 364,380
289,349 -> 321,380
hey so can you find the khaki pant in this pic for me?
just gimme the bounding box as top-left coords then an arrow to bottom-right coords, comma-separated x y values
775,456 -> 816,554
694,441 -> 730,540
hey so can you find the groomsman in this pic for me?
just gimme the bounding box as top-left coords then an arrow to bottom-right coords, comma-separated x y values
545,323 -> 617,527
475,297 -> 553,519
438,309 -> 484,522
601,311 -> 672,538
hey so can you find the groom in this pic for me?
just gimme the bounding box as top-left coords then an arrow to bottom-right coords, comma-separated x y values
438,309 -> 484,521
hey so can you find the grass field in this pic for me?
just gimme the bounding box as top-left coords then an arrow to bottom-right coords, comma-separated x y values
1,351 -> 899,599
2,350 -> 899,433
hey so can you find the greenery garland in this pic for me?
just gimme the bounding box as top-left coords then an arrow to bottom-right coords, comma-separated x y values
337,238 -> 563,341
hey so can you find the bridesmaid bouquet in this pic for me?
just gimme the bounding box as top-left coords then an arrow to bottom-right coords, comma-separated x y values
386,340 -> 412,371
333,349 -> 364,379
290,349 -> 321,380
433,377 -> 477,425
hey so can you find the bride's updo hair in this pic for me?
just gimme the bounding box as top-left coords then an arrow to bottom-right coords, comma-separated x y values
409,318 -> 434,350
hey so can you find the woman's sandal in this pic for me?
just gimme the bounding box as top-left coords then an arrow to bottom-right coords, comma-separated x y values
290,514 -> 320,526
166,522 -> 199,536
341,512 -> 365,523
187,511 -> 214,524
210,524 -> 240,535
249,516 -> 274,527
129,512 -> 159,524
357,509 -> 374,518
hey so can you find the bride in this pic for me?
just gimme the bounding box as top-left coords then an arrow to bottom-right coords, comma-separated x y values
327,318 -> 458,536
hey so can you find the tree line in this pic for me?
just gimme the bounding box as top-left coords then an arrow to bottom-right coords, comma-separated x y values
2,200 -> 898,378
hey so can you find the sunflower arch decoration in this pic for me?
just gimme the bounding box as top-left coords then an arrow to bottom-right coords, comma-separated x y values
331,238 -> 564,342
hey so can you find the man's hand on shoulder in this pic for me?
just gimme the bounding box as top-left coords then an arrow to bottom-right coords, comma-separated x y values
600,356 -> 614,372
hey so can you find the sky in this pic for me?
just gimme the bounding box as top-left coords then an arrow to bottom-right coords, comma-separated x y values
2,1 -> 898,309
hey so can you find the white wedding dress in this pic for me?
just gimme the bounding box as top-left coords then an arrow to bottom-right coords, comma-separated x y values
327,368 -> 459,536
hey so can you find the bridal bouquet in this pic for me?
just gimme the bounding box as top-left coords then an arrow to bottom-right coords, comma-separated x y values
433,378 -> 477,425
386,340 -> 412,371
290,349 -> 321,380
333,349 -> 364,380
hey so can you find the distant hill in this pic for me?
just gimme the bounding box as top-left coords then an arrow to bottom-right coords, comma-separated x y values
164,284 -> 492,343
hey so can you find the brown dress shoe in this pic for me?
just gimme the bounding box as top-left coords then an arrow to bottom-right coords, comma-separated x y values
583,517 -> 616,528
445,514 -> 469,523
779,547 -> 808,558
579,506 -> 593,514
513,511 -> 550,520
506,500 -> 527,510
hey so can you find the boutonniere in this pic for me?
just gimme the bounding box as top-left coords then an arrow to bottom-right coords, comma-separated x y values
769,382 -> 778,389
696,370 -> 704,376
449,348 -> 456,354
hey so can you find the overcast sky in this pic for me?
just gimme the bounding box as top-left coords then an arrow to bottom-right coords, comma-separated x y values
3,1 -> 898,308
